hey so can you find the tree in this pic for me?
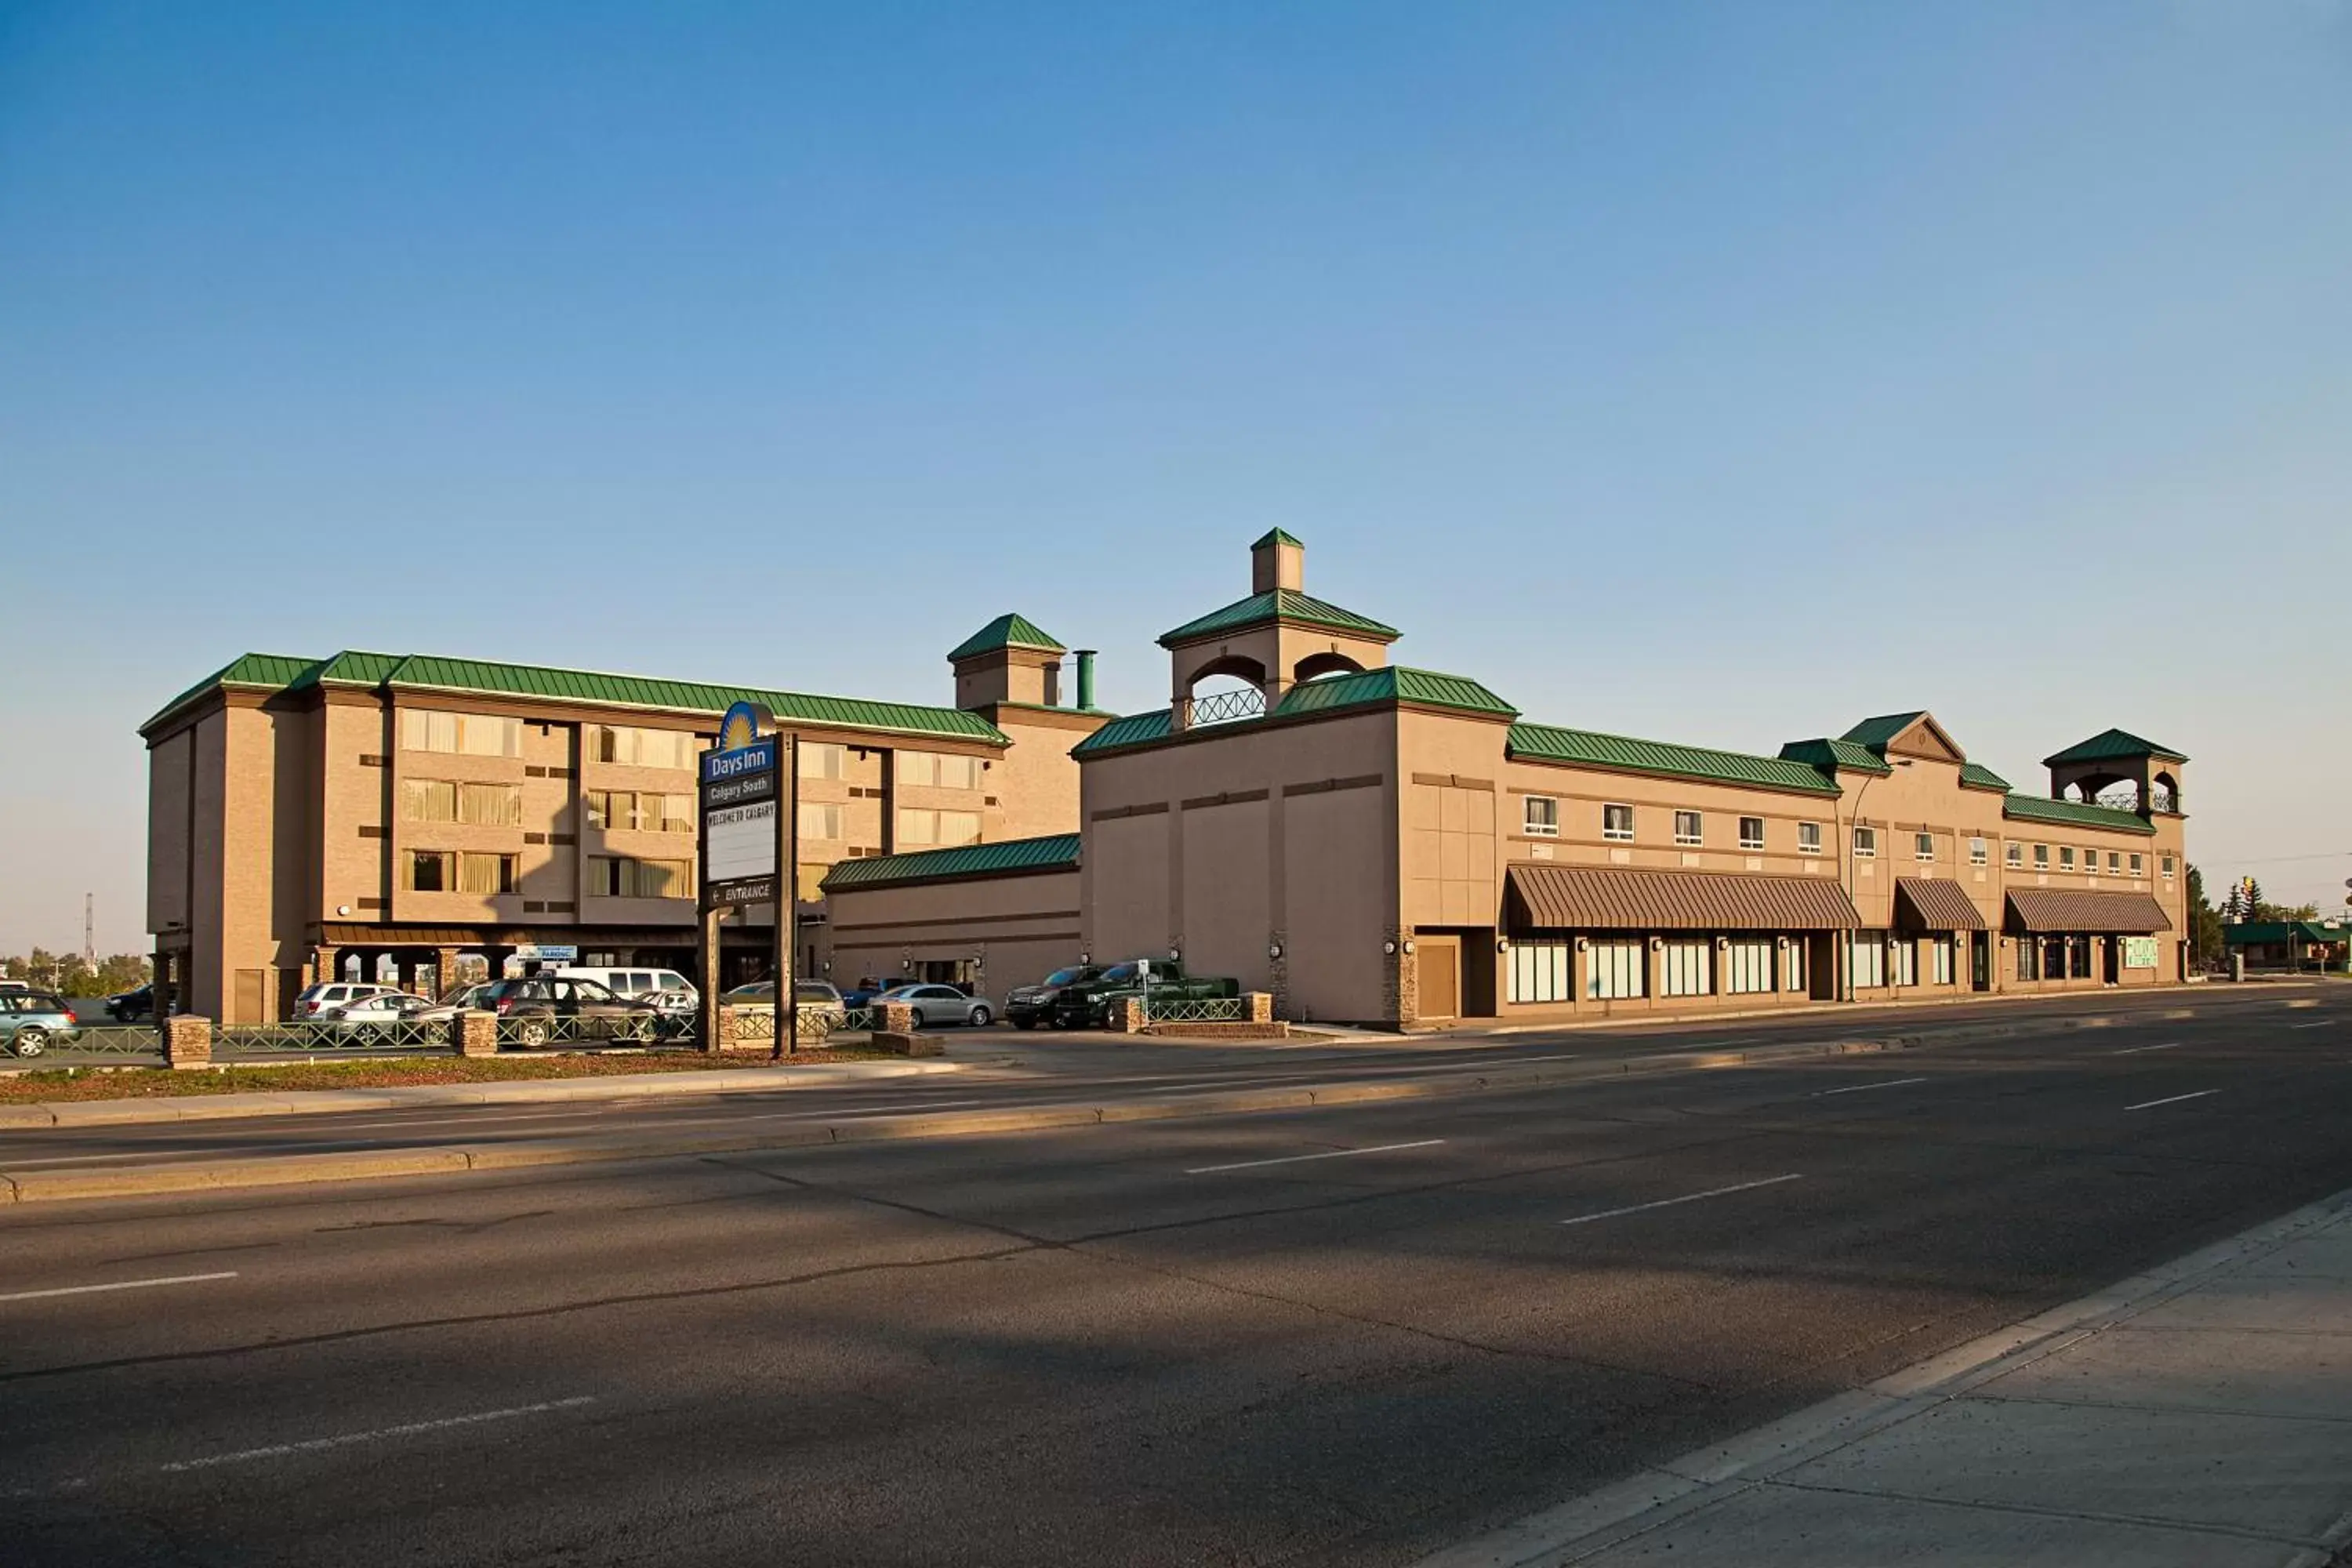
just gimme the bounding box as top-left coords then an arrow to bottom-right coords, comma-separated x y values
0,950 -> 151,996
2186,865 -> 2224,964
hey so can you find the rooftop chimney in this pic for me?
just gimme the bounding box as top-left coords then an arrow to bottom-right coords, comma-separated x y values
1073,650 -> 1097,711
1250,529 -> 1305,594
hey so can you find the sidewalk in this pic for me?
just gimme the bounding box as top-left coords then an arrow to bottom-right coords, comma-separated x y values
1424,1189 -> 2352,1568
0,1058 -> 964,1128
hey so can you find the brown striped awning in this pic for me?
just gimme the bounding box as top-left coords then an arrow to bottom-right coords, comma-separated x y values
1896,877 -> 1988,931
2004,888 -> 2172,935
1506,862 -> 1862,932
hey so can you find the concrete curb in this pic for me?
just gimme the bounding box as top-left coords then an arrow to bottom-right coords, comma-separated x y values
1412,1185 -> 2352,1568
0,1025 -> 1965,1204
0,1060 -> 966,1131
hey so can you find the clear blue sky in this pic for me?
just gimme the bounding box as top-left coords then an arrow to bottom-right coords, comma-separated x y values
3,1 -> 2347,953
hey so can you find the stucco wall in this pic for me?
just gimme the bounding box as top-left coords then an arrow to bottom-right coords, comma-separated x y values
825,869 -> 1081,996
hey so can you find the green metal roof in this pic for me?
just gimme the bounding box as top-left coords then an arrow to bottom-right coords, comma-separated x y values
2001,793 -> 2156,836
1251,528 -> 1305,550
1958,761 -> 2013,792
946,613 -> 1065,662
1839,712 -> 1927,749
820,833 -> 1080,891
2223,920 -> 2349,947
1274,666 -> 1517,720
2044,728 -> 2187,766
1514,724 -> 1843,796
147,650 -> 1009,746
1070,708 -> 1176,757
1158,589 -> 1399,648
1777,738 -> 1893,776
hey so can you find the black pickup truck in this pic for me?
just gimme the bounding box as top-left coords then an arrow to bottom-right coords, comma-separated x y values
1080,960 -> 1240,1027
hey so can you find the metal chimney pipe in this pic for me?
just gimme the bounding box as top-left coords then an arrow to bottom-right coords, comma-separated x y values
1073,650 -> 1098,711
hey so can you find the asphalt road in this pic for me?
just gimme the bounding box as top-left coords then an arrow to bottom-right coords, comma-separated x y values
1,987 -> 2346,1565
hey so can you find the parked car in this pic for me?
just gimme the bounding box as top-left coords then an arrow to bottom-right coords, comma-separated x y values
480,975 -> 663,1046
292,982 -> 404,1019
1004,965 -> 1106,1030
837,978 -> 901,1008
0,979 -> 31,993
723,979 -> 848,1018
414,982 -> 498,1022
104,984 -> 154,1021
556,966 -> 697,1007
1,992 -> 78,1056
1081,960 -> 1240,1027
318,993 -> 434,1037
871,983 -> 995,1029
1034,960 -> 1213,1030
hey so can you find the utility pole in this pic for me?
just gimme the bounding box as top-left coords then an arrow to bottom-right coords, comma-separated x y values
84,893 -> 95,969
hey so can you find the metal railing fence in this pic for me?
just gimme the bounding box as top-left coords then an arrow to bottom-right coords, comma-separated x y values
1139,996 -> 1248,1024
218,1018 -> 451,1054
495,1011 -> 670,1048
6,1023 -> 163,1062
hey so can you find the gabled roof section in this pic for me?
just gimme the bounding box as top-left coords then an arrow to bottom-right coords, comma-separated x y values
1158,589 -> 1399,648
1840,712 -> 1926,749
2001,793 -> 2156,836
1514,725 -> 1843,797
821,833 -> 1080,892
143,653 -> 321,734
1070,708 -> 1176,757
1777,738 -> 1892,776
1841,710 -> 1965,763
946,613 -> 1065,662
1275,666 -> 1516,720
2044,728 -> 2187,766
1958,761 -> 2012,793
1251,528 -> 1305,550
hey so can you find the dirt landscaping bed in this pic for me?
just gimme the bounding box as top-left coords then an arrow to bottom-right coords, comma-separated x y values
0,1047 -> 894,1103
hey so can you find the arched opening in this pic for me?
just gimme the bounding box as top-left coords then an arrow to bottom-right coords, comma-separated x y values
1184,655 -> 1269,726
1291,650 -> 1365,684
2151,770 -> 2180,813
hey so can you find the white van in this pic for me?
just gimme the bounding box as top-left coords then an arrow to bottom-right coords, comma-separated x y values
555,967 -> 696,1006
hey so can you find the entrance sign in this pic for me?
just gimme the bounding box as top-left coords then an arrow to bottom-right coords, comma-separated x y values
701,737 -> 780,910
2122,936 -> 2158,970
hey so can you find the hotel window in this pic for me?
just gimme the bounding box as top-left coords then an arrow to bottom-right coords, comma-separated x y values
1915,832 -> 1935,863
458,852 -> 517,896
1602,804 -> 1635,841
1507,943 -> 1572,1004
2060,847 -> 2075,871
400,710 -> 521,758
1969,837 -> 1988,866
586,791 -> 692,833
1523,797 -> 1559,837
1674,811 -> 1703,846
401,779 -> 458,823
798,742 -> 846,781
1932,937 -> 1955,985
2161,855 -> 2176,877
587,725 -> 699,771
1725,938 -> 1773,994
1849,932 -> 1887,988
1853,826 -> 1877,859
587,856 -> 693,899
1798,822 -> 1823,855
1784,939 -> 1808,992
2034,844 -> 2050,869
2005,842 -> 2024,869
1739,816 -> 1765,851
406,850 -> 452,892
1586,939 -> 1645,1000
798,802 -> 844,841
2129,852 -> 2143,875
2107,851 -> 2122,873
1889,936 -> 1918,987
898,808 -> 982,848
795,863 -> 829,902
899,750 -> 983,790
1661,939 -> 1712,996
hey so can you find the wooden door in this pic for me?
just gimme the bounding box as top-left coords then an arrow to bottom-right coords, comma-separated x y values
1416,938 -> 1461,1019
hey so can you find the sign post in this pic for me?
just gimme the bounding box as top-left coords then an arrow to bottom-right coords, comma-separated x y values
700,702 -> 783,1054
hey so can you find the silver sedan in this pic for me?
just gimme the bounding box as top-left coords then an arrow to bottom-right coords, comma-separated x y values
873,984 -> 994,1028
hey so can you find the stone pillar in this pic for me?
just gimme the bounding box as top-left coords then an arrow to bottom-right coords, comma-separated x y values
435,946 -> 463,999
876,1000 -> 917,1036
1266,929 -> 1291,1021
1384,929 -> 1417,1030
162,1014 -> 212,1069
1243,992 -> 1274,1024
714,1003 -> 772,1055
1111,996 -> 1146,1033
313,945 -> 340,989
451,1011 -> 498,1058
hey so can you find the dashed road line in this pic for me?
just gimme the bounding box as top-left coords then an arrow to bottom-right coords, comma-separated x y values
1559,1174 -> 1802,1228
1187,1139 -> 1446,1174
157,1396 -> 598,1472
1813,1076 -> 1929,1098
0,1272 -> 238,1305
2126,1090 -> 2220,1112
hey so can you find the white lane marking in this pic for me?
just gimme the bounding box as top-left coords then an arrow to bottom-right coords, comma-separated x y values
1812,1076 -> 1929,1098
2109,1042 -> 2183,1055
322,1111 -> 592,1132
2127,1090 -> 2220,1112
157,1396 -> 597,1472
1559,1174 -> 1803,1228
0,1272 -> 238,1304
1186,1139 -> 1446,1174
748,1098 -> 993,1120
2288,1022 -> 2334,1031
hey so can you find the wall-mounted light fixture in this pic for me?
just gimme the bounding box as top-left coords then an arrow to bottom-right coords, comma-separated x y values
1402,939 -> 1415,955
1168,946 -> 1181,962
1494,937 -> 1511,954
1384,939 -> 1397,955
1268,942 -> 1283,960
1078,951 -> 1091,965
1575,936 -> 1590,953
1650,936 -> 1664,951
336,905 -> 350,917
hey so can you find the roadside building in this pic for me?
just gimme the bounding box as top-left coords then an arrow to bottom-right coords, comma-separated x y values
2223,920 -> 2350,973
869,534 -> 2191,1027
141,622 -> 1108,1022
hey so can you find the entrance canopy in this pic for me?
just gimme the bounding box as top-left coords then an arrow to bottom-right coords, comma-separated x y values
2003,888 -> 2171,935
1895,877 -> 1987,931
1506,863 -> 1861,931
